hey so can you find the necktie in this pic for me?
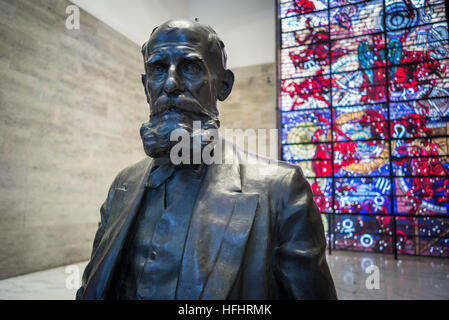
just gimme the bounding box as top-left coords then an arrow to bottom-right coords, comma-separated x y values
146,158 -> 176,189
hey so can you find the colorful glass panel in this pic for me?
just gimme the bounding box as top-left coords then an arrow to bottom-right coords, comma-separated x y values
278,0 -> 449,257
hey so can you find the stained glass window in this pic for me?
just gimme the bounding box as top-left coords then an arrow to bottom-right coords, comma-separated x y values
277,0 -> 449,257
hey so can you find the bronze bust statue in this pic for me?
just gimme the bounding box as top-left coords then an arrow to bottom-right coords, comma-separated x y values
76,19 -> 337,300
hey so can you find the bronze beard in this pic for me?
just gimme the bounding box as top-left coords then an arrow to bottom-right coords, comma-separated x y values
140,100 -> 219,160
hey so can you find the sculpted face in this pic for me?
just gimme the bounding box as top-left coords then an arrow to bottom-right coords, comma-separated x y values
140,20 -> 234,159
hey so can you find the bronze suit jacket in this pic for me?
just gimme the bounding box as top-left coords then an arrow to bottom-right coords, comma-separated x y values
76,141 -> 337,299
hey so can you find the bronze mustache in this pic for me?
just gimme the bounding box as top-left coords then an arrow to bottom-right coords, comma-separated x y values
150,95 -> 217,120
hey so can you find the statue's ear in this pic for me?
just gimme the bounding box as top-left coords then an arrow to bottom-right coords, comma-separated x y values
217,69 -> 234,101
141,74 -> 150,103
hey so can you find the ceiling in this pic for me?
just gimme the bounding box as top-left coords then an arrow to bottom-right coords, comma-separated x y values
70,0 -> 275,68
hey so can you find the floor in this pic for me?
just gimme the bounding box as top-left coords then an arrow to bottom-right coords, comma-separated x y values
0,251 -> 448,300
0,261 -> 89,300
327,250 -> 449,299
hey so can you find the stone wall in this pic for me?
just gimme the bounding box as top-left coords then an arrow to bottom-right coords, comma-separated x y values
219,62 -> 278,159
0,0 -> 148,279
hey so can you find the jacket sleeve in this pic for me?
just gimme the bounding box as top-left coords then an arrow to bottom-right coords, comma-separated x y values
76,175 -> 119,300
273,166 -> 337,299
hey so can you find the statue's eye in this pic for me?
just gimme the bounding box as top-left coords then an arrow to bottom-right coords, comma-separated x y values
150,62 -> 167,74
181,61 -> 201,76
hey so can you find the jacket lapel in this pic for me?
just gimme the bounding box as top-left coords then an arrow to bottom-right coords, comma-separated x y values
200,192 -> 259,299
83,158 -> 153,299
176,143 -> 259,299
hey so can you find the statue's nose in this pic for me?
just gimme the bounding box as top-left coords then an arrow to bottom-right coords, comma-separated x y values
164,65 -> 184,95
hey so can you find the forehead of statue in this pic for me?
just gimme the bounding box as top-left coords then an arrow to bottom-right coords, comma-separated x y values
146,27 -> 208,53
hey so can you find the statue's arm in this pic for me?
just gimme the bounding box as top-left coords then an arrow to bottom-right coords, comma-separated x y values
75,175 -> 119,300
273,167 -> 337,300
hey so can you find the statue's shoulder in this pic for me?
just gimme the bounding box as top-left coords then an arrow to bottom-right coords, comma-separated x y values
114,157 -> 152,184
233,143 -> 303,183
